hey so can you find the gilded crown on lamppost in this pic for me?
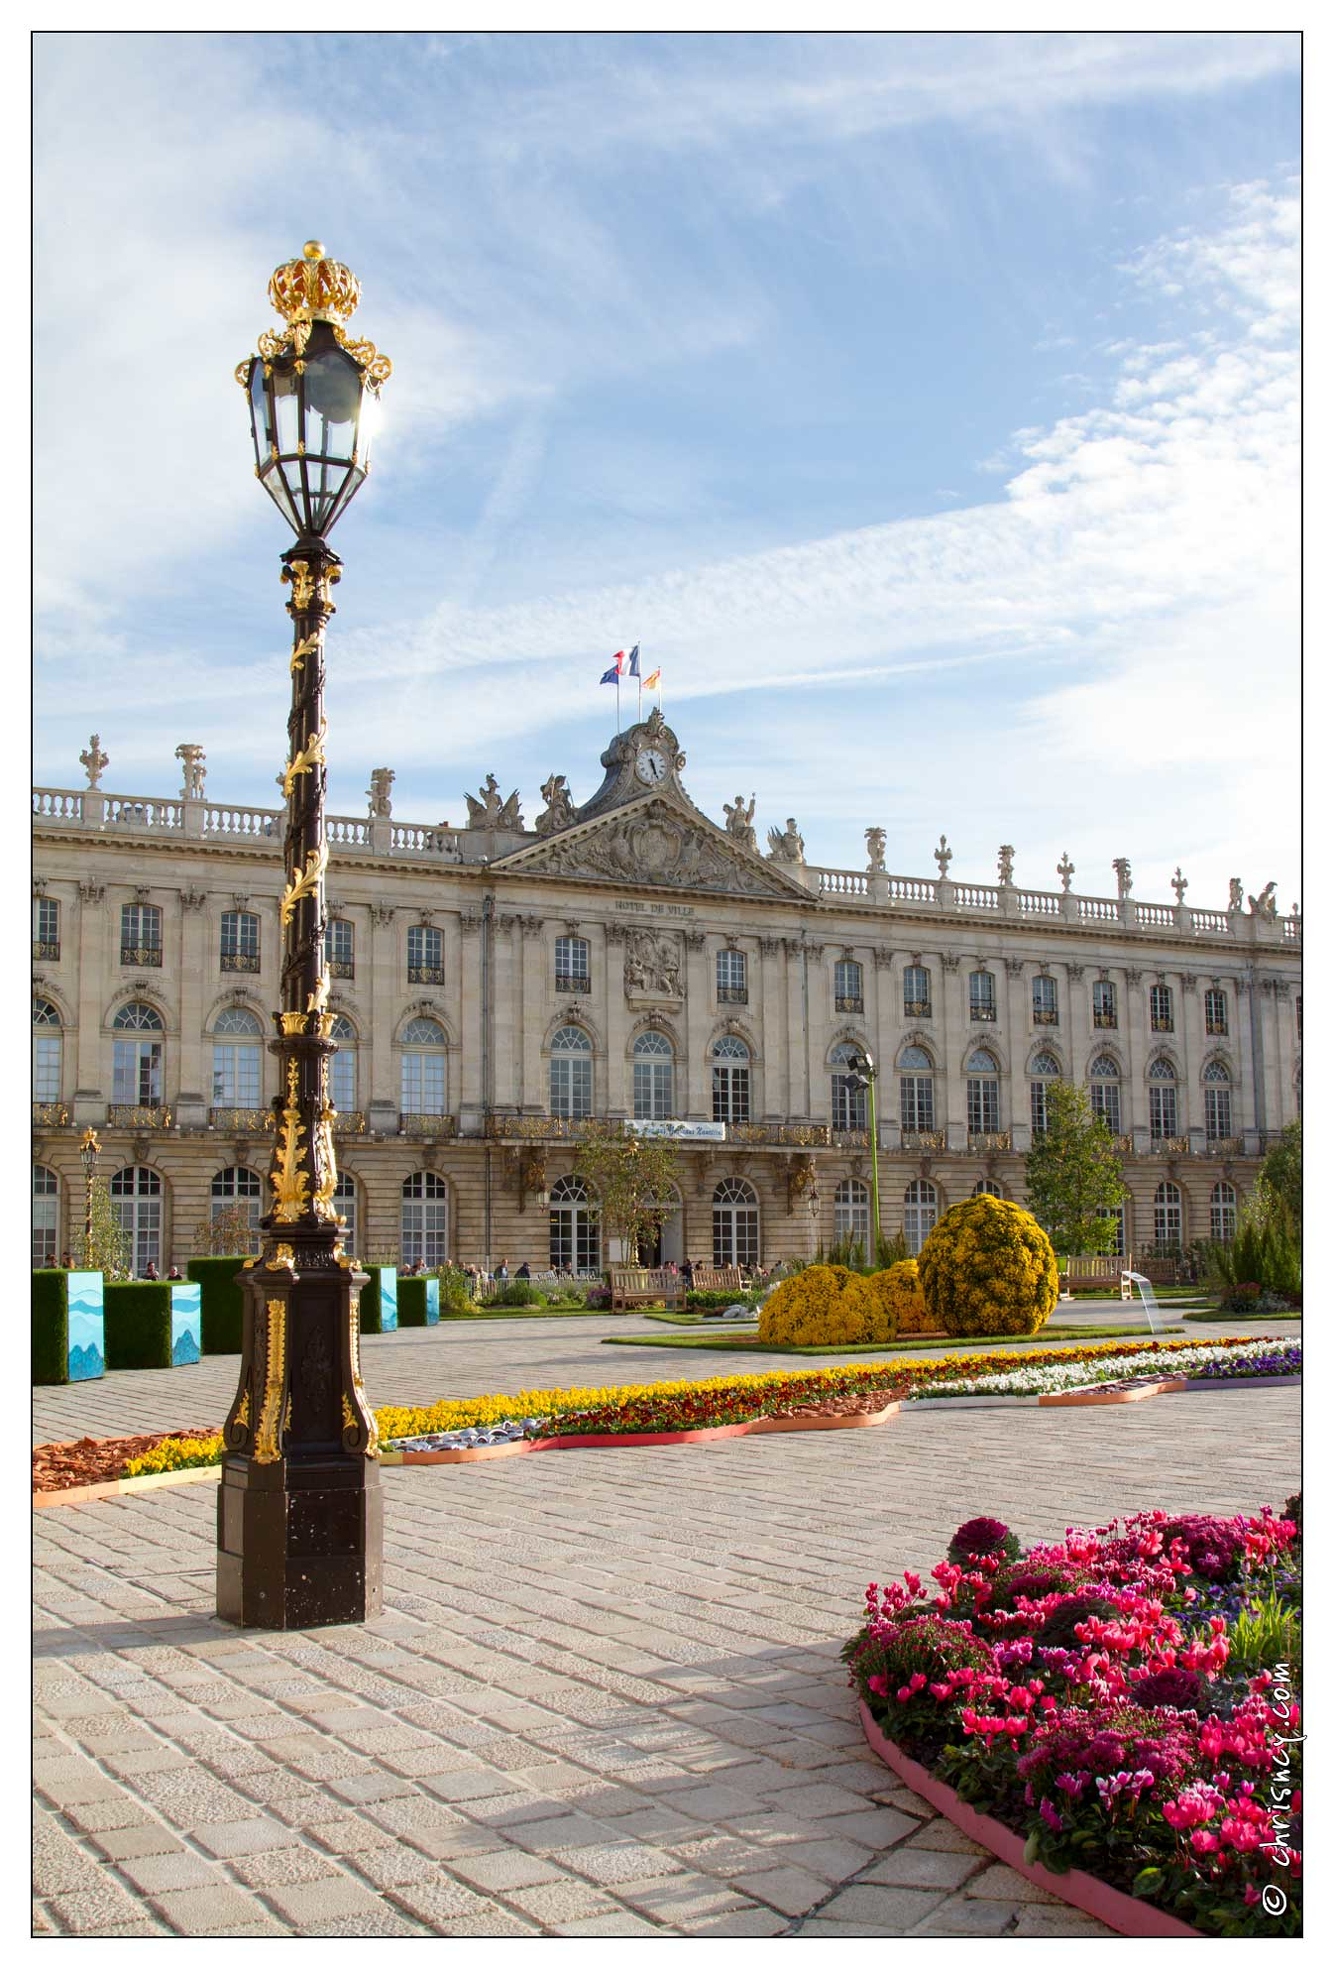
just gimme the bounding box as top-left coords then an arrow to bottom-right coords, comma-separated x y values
243,239 -> 392,384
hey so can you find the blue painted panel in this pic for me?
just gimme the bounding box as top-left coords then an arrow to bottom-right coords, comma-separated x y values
424,1277 -> 440,1325
380,1268 -> 398,1332
66,1271 -> 105,1382
170,1282 -> 202,1365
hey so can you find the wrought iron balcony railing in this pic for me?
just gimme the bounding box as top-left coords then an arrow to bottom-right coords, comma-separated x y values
729,1121 -> 832,1147
967,1130 -> 1012,1152
900,1129 -> 946,1151
1093,1009 -> 1119,1029
108,1104 -> 173,1128
969,1005 -> 997,1022
220,952 -> 261,973
399,1113 -> 459,1138
555,975 -> 589,993
210,1107 -> 273,1133
834,995 -> 864,1014
328,957 -> 355,979
832,1127 -> 871,1148
407,965 -> 446,985
32,1101 -> 70,1127
1148,1136 -> 1190,1156
1150,1015 -> 1175,1033
32,941 -> 60,962
903,999 -> 932,1019
333,1111 -> 367,1135
1032,1008 -> 1059,1026
717,985 -> 749,1005
120,945 -> 162,967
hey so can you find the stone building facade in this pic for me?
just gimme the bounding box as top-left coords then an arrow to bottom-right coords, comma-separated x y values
32,713 -> 1301,1274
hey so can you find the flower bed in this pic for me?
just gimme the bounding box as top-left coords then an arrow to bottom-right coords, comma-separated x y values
906,1338 -> 1300,1401
844,1503 -> 1302,1937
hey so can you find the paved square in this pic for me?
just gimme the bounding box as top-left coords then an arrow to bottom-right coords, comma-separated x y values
34,1383 -> 1297,1935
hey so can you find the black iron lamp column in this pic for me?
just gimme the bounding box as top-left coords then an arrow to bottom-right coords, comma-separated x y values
845,1049 -> 881,1265
217,242 -> 392,1628
78,1127 -> 100,1263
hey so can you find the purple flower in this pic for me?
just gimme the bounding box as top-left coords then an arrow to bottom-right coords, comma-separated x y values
1132,1667 -> 1204,1712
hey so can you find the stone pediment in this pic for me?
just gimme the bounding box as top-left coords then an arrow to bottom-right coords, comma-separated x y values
490,793 -> 810,901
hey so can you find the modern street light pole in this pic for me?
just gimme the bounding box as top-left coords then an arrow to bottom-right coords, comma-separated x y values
217,243 -> 392,1629
846,1050 -> 881,1266
78,1127 -> 100,1263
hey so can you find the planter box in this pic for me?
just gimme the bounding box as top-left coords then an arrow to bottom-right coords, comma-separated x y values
1038,1376 -> 1186,1407
360,1265 -> 398,1334
387,1401 -> 900,1465
32,1270 -> 105,1385
170,1281 -> 201,1365
187,1256 -> 247,1355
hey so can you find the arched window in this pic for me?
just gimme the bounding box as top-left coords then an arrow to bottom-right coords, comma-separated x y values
903,965 -> 931,1019
1148,1058 -> 1178,1141
973,1179 -> 1003,1198
401,1171 -> 448,1268
211,1007 -> 263,1110
899,1044 -> 935,1133
834,958 -> 864,1013
33,998 -> 62,1105
1203,1060 -> 1232,1141
210,1166 -> 263,1251
549,1026 -> 593,1120
329,1014 -> 358,1114
33,1165 -> 59,1268
834,1178 -> 871,1260
966,1049 -> 1000,1137
904,1178 -> 938,1255
334,1172 -> 358,1251
712,1178 -> 759,1268
1210,1181 -> 1237,1244
711,1035 -> 751,1125
1153,1179 -> 1183,1251
400,1018 -> 447,1116
830,1042 -> 867,1131
969,971 -> 996,1022
1029,1051 -> 1061,1138
112,1001 -> 164,1109
633,1030 -> 674,1120
111,1165 -> 163,1275
1088,1053 -> 1122,1135
549,1174 -> 599,1273
1098,1203 -> 1127,1257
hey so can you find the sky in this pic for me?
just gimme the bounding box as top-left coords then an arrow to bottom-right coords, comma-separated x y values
31,29 -> 1301,911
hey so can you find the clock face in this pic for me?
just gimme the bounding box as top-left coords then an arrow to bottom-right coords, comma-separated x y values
635,748 -> 668,785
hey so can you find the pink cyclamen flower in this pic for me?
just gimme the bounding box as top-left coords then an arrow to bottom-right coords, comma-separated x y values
1039,1798 -> 1062,1832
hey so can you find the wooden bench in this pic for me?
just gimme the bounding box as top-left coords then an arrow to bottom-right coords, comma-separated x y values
608,1266 -> 687,1310
688,1265 -> 745,1297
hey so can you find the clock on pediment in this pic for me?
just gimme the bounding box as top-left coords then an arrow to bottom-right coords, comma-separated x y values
572,709 -> 688,824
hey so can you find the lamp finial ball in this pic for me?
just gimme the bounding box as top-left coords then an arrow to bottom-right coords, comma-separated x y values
303,240 -> 325,260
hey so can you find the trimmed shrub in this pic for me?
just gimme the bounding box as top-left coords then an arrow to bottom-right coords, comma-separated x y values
493,1280 -> 542,1307
32,1269 -> 69,1385
187,1256 -> 248,1355
397,1277 -> 429,1327
104,1281 -> 173,1370
867,1260 -> 933,1334
918,1195 -> 1058,1338
757,1264 -> 890,1346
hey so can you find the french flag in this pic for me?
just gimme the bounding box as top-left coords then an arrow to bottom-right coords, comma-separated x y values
600,649 -> 626,685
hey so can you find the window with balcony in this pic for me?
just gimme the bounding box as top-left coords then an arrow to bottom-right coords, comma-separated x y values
34,998 -> 62,1105
329,1013 -> 357,1114
834,1178 -> 871,1260
903,1178 -> 938,1255
830,1041 -> 868,1131
1150,983 -> 1175,1033
211,1007 -> 264,1111
1204,987 -> 1228,1036
903,965 -> 932,1019
1029,1051 -> 1060,1137
402,1171 -> 448,1268
220,910 -> 260,973
716,948 -> 748,1004
33,895 -> 59,961
711,1035 -> 751,1124
1153,1179 -> 1183,1250
1089,1053 -> 1122,1135
834,957 -> 863,1013
969,970 -> 997,1022
111,1165 -> 163,1275
112,1001 -> 164,1108
407,923 -> 444,985
966,1048 -> 1000,1135
1092,979 -> 1118,1029
555,935 -> 590,993
549,1026 -> 593,1119
1210,1181 -> 1237,1243
400,1018 -> 447,1114
632,1030 -> 674,1120
120,901 -> 162,967
1148,1058 -> 1178,1140
1032,974 -> 1058,1026
1203,1060 -> 1232,1140
898,1044 -> 935,1133
326,916 -> 355,979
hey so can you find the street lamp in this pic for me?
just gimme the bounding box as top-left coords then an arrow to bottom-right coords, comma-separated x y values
806,1184 -> 822,1261
843,1048 -> 881,1267
78,1127 -> 100,1265
217,243 -> 392,1630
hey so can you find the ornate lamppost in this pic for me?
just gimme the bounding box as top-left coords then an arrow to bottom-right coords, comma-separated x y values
806,1184 -> 822,1262
216,243 -> 392,1628
78,1127 -> 101,1264
845,1049 -> 881,1265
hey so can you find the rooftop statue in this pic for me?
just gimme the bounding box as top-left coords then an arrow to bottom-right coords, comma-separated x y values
536,773 -> 575,836
723,793 -> 757,851
767,817 -> 805,864
465,772 -> 523,832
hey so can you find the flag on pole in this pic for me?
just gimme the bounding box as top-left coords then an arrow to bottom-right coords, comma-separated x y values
644,667 -> 661,691
599,662 -> 622,685
626,644 -> 640,677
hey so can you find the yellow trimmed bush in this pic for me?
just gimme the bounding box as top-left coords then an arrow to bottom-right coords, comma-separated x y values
868,1260 -> 934,1334
758,1264 -> 892,1346
918,1195 -> 1058,1338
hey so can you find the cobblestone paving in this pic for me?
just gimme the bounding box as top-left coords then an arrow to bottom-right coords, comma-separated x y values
33,1386 -> 1298,1936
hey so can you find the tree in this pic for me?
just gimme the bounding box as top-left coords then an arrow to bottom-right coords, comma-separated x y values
75,1177 -> 132,1279
1023,1080 -> 1128,1258
1258,1120 -> 1301,1242
572,1123 -> 682,1264
192,1202 -> 262,1256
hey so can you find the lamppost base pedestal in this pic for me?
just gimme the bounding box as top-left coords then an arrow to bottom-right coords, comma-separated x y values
216,1457 -> 383,1629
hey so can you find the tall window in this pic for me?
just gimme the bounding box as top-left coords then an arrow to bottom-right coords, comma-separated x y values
400,1018 -> 447,1114
1029,1052 -> 1060,1137
326,917 -> 355,979
1092,980 -> 1118,1029
33,1166 -> 59,1268
834,1178 -> 871,1260
973,1179 -> 1003,1198
1089,1054 -> 1122,1135
903,1178 -> 938,1255
111,1166 -> 162,1275
1032,975 -> 1058,1026
211,1007 -> 263,1109
1210,1181 -> 1237,1243
1150,983 -> 1174,1033
210,1166 -> 263,1249
550,1026 -> 593,1119
220,910 -> 260,973
834,958 -> 864,1013
711,1035 -> 751,1124
401,1171 -> 448,1267
1148,1059 -> 1178,1141
407,924 -> 444,984
555,935 -> 590,993
1204,987 -> 1228,1037
334,1173 -> 357,1250
716,949 -> 747,1004
33,896 -> 60,960
550,1175 -> 599,1272
712,1178 -> 759,1268
112,1001 -> 164,1108
33,998 -> 62,1103
1203,1060 -> 1232,1140
899,1044 -> 935,1132
1153,1180 -> 1183,1250
966,1048 -> 1000,1135
830,1042 -> 868,1130
329,1014 -> 357,1114
969,971 -> 997,1022
632,1030 -> 674,1120
120,901 -> 162,967
1098,1204 -> 1127,1257
903,965 -> 932,1018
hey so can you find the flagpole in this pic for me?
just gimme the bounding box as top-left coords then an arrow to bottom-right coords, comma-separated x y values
616,673 -> 621,734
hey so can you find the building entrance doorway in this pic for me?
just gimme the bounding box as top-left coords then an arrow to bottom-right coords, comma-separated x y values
635,1196 -> 682,1268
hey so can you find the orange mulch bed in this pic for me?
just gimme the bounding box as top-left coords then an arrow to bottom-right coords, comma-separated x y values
32,1430 -> 218,1493
763,1390 -> 905,1420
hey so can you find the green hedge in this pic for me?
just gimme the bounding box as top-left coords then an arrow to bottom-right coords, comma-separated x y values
32,1270 -> 69,1385
104,1281 -> 173,1370
686,1289 -> 748,1310
187,1257 -> 248,1355
397,1276 -> 428,1327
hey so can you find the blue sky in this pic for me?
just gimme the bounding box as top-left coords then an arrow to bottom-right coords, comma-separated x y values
33,30 -> 1300,908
